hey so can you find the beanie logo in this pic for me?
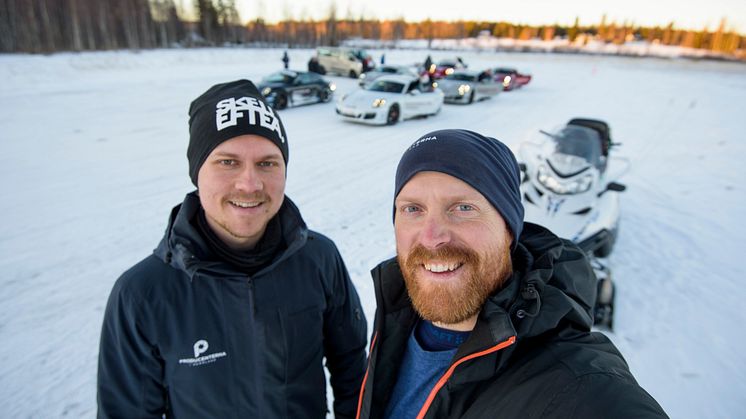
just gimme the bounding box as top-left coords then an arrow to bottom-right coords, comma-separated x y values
409,135 -> 437,150
215,97 -> 285,143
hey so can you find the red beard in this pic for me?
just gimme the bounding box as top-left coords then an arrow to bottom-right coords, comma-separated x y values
398,240 -> 512,325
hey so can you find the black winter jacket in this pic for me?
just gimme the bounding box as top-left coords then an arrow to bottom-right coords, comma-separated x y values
98,192 -> 368,419
356,223 -> 667,419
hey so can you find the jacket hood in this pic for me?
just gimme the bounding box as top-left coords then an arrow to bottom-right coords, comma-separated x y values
153,191 -> 308,279
371,222 -> 596,348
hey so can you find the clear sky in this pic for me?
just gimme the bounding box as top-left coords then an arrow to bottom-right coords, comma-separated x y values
233,0 -> 746,33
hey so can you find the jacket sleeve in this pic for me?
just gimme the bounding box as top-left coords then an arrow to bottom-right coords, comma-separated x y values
97,273 -> 167,418
322,246 -> 369,419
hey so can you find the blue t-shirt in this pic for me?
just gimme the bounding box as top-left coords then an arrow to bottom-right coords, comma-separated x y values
384,322 -> 470,419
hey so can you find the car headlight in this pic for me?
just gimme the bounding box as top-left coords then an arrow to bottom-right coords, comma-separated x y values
329,83 -> 336,92
458,84 -> 471,96
445,68 -> 454,75
359,73 -> 366,79
372,98 -> 386,108
261,87 -> 272,96
537,165 -> 593,195
502,76 -> 511,87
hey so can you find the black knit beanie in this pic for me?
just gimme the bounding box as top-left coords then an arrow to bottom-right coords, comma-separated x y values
187,79 -> 288,186
394,129 -> 524,248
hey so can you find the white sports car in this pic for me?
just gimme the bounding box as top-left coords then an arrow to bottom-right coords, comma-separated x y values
336,75 -> 444,125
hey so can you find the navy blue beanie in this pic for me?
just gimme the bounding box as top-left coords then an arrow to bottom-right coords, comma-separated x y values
394,129 -> 524,247
187,79 -> 288,186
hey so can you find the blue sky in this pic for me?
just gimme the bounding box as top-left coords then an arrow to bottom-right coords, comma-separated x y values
231,0 -> 745,33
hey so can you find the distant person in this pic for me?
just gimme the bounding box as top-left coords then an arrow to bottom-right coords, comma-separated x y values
355,129 -> 668,418
282,50 -> 289,69
423,55 -> 434,84
97,80 -> 367,418
424,55 -> 433,74
380,53 -> 386,65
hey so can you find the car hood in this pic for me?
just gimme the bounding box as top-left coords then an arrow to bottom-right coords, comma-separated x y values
342,89 -> 399,107
438,79 -> 474,89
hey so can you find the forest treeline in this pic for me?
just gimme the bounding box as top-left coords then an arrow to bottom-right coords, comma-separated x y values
1,0 -> 743,59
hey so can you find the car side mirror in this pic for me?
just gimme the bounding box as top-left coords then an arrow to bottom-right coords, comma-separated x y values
409,90 -> 420,96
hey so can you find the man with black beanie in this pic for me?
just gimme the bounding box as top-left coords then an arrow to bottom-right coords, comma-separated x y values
355,129 -> 667,418
97,79 -> 367,419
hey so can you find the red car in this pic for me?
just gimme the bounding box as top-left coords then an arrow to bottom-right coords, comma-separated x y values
491,67 -> 532,91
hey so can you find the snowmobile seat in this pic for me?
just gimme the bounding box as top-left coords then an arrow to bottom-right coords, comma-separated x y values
568,118 -> 611,157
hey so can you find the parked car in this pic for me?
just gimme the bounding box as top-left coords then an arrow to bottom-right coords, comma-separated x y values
336,75 -> 444,125
349,48 -> 376,72
422,57 -> 468,80
309,47 -> 367,78
257,70 -> 336,110
438,70 -> 502,104
358,65 -> 421,86
491,67 -> 532,91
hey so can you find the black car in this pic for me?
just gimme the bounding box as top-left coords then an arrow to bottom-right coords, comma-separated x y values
258,70 -> 336,110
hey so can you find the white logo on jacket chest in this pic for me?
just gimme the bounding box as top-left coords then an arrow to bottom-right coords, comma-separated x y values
178,339 -> 227,367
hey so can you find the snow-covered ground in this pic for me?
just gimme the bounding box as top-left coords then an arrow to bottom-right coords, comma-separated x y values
1,47 -> 744,418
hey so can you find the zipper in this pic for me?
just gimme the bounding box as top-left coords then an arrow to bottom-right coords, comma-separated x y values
355,331 -> 379,419
415,335 -> 517,419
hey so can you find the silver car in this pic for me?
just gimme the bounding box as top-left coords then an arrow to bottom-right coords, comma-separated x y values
437,70 -> 501,104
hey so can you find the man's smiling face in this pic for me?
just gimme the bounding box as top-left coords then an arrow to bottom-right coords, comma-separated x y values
197,134 -> 286,250
394,171 -> 513,327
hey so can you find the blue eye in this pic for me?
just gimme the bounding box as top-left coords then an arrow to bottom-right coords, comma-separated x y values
456,204 -> 475,211
402,205 -> 421,213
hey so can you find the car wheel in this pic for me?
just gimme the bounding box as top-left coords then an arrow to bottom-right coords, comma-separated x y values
468,91 -> 475,104
386,105 -> 400,125
349,70 -> 358,78
319,89 -> 330,103
275,93 -> 288,110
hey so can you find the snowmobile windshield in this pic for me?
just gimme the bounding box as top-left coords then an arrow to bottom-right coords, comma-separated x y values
541,125 -> 604,173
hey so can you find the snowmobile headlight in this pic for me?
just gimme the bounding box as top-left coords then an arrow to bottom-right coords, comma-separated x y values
458,84 -> 471,95
537,166 -> 593,195
329,82 -> 336,92
372,98 -> 386,107
261,87 -> 272,96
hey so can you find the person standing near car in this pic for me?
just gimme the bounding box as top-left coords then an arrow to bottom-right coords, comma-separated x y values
282,50 -> 290,69
355,129 -> 668,418
97,79 -> 367,419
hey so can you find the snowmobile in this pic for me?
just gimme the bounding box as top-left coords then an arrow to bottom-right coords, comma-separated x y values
517,118 -> 628,329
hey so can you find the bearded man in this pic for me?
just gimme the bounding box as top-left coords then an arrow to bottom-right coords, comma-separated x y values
354,129 -> 667,419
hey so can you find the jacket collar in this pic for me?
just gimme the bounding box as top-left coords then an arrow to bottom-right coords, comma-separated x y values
154,191 -> 308,279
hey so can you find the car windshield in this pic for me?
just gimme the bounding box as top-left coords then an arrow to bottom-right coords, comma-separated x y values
541,125 -> 604,171
366,80 -> 404,93
437,61 -> 457,68
263,72 -> 295,84
445,73 -> 475,81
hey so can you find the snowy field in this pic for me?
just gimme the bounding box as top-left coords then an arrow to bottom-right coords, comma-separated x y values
1,47 -> 745,418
